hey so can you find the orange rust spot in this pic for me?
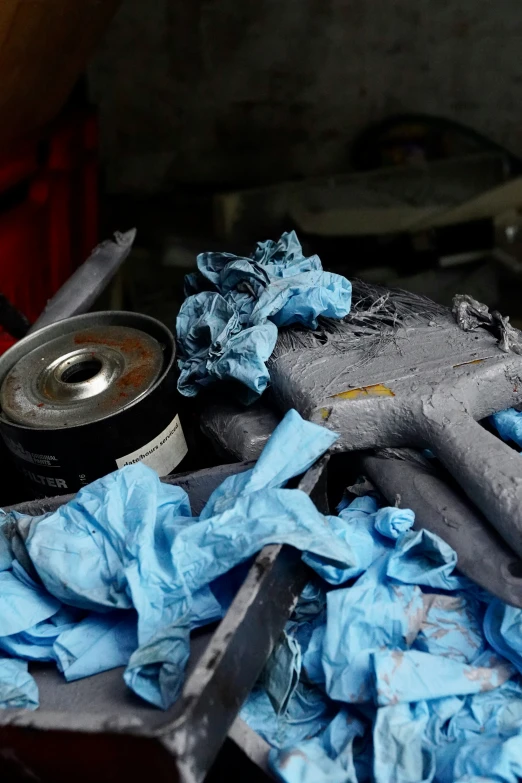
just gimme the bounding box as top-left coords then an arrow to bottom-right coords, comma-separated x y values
74,332 -> 152,363
74,332 -> 139,349
116,364 -> 151,393
74,331 -> 158,394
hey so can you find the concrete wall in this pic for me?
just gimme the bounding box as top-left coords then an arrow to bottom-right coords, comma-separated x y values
89,0 -> 522,193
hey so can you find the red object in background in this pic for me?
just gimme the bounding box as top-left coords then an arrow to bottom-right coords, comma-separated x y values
0,109 -> 98,354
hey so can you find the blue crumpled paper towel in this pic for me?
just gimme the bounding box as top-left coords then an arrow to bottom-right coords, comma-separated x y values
268,708 -> 368,783
176,231 -> 352,400
373,648 -> 514,706
261,630 -> 302,716
241,682 -> 336,752
0,408 -> 374,710
491,408 -> 522,447
1,400 -> 522,783
0,655 -> 38,710
238,488 -> 522,783
414,593 -> 484,663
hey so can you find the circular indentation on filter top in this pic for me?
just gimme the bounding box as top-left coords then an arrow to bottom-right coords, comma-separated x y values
60,358 -> 103,384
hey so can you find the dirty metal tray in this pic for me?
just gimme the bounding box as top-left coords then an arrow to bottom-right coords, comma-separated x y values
0,458 -> 328,783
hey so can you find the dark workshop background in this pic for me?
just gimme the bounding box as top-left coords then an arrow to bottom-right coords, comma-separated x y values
1,0 -> 522,346
79,0 -> 522,327
90,0 -> 522,192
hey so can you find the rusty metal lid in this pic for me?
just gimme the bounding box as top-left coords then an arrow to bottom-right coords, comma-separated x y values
0,322 -> 164,429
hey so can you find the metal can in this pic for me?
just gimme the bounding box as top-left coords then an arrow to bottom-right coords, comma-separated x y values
0,311 -> 188,497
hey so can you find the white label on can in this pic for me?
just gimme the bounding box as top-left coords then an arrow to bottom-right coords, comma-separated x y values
116,414 -> 188,476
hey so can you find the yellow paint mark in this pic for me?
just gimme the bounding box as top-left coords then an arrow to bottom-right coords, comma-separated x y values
331,383 -> 395,400
320,407 -> 331,420
452,359 -> 485,369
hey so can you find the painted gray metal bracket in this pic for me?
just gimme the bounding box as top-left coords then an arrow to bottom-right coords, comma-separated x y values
361,449 -> 522,607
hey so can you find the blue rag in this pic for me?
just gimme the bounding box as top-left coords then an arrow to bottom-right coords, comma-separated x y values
176,231 -> 352,401
239,490 -> 522,783
0,656 -> 38,710
491,408 -> 522,447
1,409 -> 371,710
1,390 -> 522,783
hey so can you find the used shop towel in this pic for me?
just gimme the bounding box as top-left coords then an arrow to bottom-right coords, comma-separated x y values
2,407 -> 522,780
492,407 -> 522,448
176,231 -> 352,400
239,492 -> 522,783
0,409 -> 368,709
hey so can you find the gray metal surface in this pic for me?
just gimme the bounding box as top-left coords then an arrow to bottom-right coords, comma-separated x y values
228,718 -> 272,776
0,457 -> 326,783
201,400 -> 280,461
361,449 -> 522,607
1,324 -> 163,429
268,283 -> 522,559
29,229 -> 136,334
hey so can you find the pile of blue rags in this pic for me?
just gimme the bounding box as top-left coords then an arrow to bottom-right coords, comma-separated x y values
0,410 -> 522,782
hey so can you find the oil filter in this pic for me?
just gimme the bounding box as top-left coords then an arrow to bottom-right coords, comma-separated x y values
0,311 -> 188,497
